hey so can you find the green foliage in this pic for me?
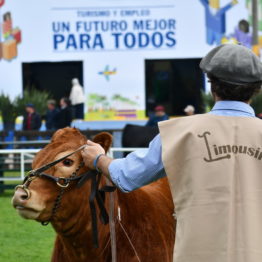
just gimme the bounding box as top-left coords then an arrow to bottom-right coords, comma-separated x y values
201,91 -> 215,112
15,89 -> 51,116
0,93 -> 18,123
251,91 -> 262,115
0,190 -> 54,262
0,89 -> 51,130
201,91 -> 262,115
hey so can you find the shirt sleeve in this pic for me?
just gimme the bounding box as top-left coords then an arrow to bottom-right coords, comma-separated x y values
109,134 -> 166,192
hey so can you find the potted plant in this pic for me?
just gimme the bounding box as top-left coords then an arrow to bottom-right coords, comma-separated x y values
15,88 -> 51,116
0,93 -> 18,131
0,89 -> 51,131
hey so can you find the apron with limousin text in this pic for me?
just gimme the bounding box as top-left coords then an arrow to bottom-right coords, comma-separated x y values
159,114 -> 262,262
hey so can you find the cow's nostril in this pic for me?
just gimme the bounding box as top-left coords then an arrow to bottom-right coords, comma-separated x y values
15,186 -> 31,200
21,194 -> 29,200
21,188 -> 31,200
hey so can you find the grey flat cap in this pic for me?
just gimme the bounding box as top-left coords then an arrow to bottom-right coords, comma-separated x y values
200,44 -> 262,84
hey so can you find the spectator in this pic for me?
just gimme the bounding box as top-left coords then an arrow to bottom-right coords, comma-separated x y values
54,97 -> 72,129
146,105 -> 169,127
22,103 -> 42,130
257,113 -> 262,119
69,78 -> 85,119
45,99 -> 59,130
184,105 -> 195,116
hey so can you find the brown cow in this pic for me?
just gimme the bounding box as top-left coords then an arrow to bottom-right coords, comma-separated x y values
12,128 -> 175,262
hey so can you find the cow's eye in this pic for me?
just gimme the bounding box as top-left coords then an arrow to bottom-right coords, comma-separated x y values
62,159 -> 74,167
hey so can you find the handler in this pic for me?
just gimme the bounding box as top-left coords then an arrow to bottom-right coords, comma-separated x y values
82,44 -> 262,262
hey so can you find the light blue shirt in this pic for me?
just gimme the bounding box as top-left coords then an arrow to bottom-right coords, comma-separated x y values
109,101 -> 256,192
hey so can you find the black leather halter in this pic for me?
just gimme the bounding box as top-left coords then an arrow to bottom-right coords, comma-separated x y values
15,145 -> 115,248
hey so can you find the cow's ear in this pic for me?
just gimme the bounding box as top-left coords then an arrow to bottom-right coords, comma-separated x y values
93,132 -> 113,153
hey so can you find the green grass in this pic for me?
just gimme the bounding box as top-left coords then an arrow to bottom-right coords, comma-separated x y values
0,190 -> 55,262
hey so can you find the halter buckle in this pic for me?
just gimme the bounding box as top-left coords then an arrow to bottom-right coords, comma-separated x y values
27,176 -> 36,182
56,177 -> 70,188
23,172 -> 37,186
27,170 -> 37,177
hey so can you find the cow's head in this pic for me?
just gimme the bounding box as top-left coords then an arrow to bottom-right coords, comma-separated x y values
12,128 -> 112,229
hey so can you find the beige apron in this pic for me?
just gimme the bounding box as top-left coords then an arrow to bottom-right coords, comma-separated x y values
159,114 -> 262,262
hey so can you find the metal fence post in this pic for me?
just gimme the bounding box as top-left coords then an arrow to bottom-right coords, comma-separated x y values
21,151 -> 25,180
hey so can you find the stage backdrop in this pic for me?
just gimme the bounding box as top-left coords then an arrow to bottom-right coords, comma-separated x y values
0,0 -> 252,120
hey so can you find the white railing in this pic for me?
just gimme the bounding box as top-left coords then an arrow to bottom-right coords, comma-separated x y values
0,149 -> 39,181
0,148 -> 146,182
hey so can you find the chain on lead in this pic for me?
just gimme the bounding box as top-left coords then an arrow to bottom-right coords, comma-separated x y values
41,162 -> 85,225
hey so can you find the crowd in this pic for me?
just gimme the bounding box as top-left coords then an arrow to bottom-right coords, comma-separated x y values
23,102 -> 196,131
146,104 -> 195,127
22,78 -> 85,131
22,75 -> 196,131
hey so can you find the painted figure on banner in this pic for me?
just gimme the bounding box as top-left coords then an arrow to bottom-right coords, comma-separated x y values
232,19 -> 252,48
0,0 -> 4,59
0,7 -> 22,61
98,65 -> 117,81
199,0 -> 238,45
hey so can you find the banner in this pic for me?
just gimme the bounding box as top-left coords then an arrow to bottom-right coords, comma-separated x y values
0,0 -> 253,120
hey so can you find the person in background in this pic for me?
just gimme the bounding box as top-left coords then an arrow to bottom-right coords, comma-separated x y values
45,99 -> 59,130
22,103 -> 42,130
69,78 -> 85,119
184,105 -> 195,116
257,112 -> 262,119
54,97 -> 72,129
146,105 -> 169,127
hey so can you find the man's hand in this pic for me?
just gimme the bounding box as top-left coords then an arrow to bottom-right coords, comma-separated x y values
81,140 -> 105,169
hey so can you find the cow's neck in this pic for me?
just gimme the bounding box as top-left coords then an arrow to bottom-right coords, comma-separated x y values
51,184 -> 113,262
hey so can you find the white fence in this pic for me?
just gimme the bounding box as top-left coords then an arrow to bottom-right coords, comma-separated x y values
0,148 -> 146,182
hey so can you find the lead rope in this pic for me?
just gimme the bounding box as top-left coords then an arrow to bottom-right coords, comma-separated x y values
117,218 -> 141,262
106,178 -> 117,262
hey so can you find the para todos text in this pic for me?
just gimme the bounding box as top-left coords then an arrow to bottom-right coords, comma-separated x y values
52,19 -> 176,51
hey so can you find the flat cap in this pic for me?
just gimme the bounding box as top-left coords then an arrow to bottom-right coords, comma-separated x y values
200,44 -> 262,84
